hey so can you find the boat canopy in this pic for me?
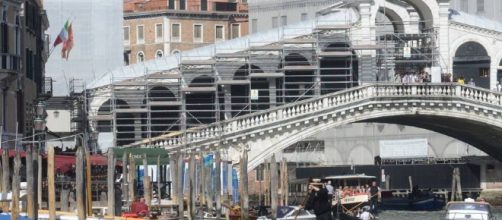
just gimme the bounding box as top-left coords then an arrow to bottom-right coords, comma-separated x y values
323,174 -> 376,180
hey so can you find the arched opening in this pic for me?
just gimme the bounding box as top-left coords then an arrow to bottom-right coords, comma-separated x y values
137,51 -> 145,63
377,8 -> 404,34
186,75 -> 216,127
453,41 -> 490,88
144,86 -> 179,138
230,64 -> 268,117
319,43 -> 358,94
98,99 -> 135,146
284,53 -> 314,102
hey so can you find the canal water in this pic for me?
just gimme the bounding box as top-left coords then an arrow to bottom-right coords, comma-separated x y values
379,207 -> 502,219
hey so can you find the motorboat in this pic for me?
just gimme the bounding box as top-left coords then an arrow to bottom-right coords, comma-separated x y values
257,206 -> 316,220
444,200 -> 495,220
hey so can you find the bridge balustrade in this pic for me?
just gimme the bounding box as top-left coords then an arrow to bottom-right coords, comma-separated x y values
148,84 -> 502,150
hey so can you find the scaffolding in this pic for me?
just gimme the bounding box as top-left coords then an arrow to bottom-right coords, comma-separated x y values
86,8 -> 440,148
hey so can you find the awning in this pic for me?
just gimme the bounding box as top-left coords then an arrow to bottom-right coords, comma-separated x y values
0,149 -> 28,158
111,148 -> 169,165
51,154 -> 117,173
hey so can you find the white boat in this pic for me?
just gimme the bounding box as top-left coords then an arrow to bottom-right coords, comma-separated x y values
257,206 -> 316,220
444,200 -> 495,220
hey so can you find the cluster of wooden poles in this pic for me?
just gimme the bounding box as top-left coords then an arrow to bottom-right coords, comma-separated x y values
3,144 -> 165,220
169,147 -> 290,220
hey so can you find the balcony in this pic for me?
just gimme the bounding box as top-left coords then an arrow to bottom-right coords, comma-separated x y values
40,77 -> 53,98
0,53 -> 21,74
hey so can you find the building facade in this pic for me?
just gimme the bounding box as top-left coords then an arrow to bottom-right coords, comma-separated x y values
0,0 -> 50,147
123,0 -> 249,65
248,0 -> 502,34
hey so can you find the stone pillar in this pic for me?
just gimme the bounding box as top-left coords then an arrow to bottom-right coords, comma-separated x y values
407,7 -> 420,34
438,0 -> 450,74
223,86 -> 232,120
358,1 -> 377,83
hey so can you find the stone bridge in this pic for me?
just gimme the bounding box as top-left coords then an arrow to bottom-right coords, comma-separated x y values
142,83 -> 502,171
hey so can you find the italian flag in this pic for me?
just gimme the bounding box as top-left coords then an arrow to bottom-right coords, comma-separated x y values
53,20 -> 70,47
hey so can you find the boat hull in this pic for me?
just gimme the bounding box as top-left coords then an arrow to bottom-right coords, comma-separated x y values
380,197 -> 445,211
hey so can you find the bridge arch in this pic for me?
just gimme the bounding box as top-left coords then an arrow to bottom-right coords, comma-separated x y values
347,145 -> 374,165
371,0 -> 411,34
144,86 -> 179,137
452,40 -> 491,88
98,99 -> 135,146
400,0 -> 438,30
231,64 -> 266,117
186,75 -> 216,127
284,53 -> 315,102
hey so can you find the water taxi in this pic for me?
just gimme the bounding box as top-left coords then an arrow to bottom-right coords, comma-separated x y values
444,200 -> 495,220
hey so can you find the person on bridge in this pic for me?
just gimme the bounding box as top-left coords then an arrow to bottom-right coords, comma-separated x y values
304,182 -> 332,220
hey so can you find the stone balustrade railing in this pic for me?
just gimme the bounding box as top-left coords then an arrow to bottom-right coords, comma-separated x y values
148,83 -> 502,150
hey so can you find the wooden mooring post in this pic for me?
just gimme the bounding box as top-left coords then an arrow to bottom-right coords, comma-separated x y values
122,152 -> 129,205
76,147 -> 86,220
143,154 -> 152,208
26,145 -> 35,219
215,151 -> 222,220
48,146 -> 56,220
177,153 -> 184,218
108,149 -> 116,216
2,147 -> 10,211
240,148 -> 249,220
85,148 -> 93,216
11,151 -> 20,220
451,167 -> 462,201
128,153 -> 136,203
188,154 -> 195,220
270,155 -> 278,220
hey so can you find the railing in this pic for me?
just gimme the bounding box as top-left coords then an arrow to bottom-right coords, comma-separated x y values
148,84 -> 502,149
0,53 -> 21,73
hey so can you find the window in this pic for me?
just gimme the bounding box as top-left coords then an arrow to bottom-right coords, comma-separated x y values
155,24 -> 163,42
123,26 -> 130,43
480,68 -> 489,77
215,25 -> 224,41
460,0 -> 468,12
168,0 -> 175,9
301,13 -> 308,21
251,19 -> 258,34
193,24 -> 202,42
137,51 -> 145,63
156,50 -> 163,58
281,16 -> 287,26
256,166 -> 264,181
477,0 -> 484,13
172,50 -> 180,55
272,17 -> 278,28
231,23 -> 240,39
201,0 -> 208,11
180,0 -> 186,10
172,23 -> 180,42
137,25 -> 144,44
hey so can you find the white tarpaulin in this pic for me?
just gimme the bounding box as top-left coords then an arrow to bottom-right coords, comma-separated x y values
379,139 -> 428,158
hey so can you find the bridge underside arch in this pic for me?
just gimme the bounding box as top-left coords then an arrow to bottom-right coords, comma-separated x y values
243,104 -> 502,171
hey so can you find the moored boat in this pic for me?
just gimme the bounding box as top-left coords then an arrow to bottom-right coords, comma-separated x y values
444,200 -> 495,220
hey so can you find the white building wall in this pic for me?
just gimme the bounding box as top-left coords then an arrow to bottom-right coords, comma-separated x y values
44,0 -> 124,95
282,123 -> 487,166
